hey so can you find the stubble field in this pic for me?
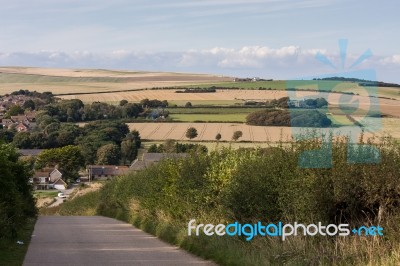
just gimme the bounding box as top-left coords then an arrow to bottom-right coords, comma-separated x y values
127,122 -> 375,142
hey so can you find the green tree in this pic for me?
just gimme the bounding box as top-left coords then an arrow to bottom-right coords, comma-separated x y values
23,99 -> 36,110
77,134 -> 108,165
35,145 -> 85,180
185,127 -> 198,140
56,124 -> 82,147
215,133 -> 222,141
119,99 -> 128,106
12,132 -> 32,148
127,130 -> 141,149
185,102 -> 192,108
316,98 -> 328,108
147,144 -> 159,153
232,131 -> 243,141
6,105 -> 24,116
44,122 -> 61,136
0,143 -> 36,238
121,139 -> 138,165
0,129 -> 14,143
96,144 -> 121,165
164,139 -> 177,153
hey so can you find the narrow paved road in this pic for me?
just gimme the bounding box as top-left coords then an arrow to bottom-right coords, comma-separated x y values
23,216 -> 215,266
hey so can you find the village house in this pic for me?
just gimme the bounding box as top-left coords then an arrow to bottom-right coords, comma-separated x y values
288,99 -> 308,108
87,165 -> 130,180
0,112 -> 37,131
31,168 -> 67,190
15,123 -> 29,132
0,104 -> 7,113
0,95 -> 31,107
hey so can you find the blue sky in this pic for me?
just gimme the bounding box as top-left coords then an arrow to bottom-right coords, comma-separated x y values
0,0 -> 399,82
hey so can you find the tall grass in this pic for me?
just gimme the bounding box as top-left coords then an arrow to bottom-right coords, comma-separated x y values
59,136 -> 400,265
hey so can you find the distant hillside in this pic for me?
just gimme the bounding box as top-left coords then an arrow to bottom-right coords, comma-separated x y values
315,77 -> 400,88
0,67 -> 232,95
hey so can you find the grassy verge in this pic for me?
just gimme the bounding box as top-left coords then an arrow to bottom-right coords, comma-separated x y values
33,190 -> 59,199
0,218 -> 36,266
59,191 -> 100,216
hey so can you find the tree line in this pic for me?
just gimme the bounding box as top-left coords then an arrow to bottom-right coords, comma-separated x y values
14,121 -> 141,170
246,109 -> 332,127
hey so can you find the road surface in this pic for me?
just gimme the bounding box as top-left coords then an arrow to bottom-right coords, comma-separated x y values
48,187 -> 75,208
23,216 -> 215,266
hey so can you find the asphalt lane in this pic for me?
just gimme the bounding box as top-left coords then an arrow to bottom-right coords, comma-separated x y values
23,216 -> 215,266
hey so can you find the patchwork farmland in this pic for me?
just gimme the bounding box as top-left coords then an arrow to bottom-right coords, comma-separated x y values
1,67 -> 399,143
62,89 -> 400,117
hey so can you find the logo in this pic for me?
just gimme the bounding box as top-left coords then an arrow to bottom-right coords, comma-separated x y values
188,219 -> 384,241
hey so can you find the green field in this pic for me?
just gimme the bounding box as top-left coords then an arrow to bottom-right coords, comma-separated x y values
34,191 -> 59,199
190,80 -> 361,91
168,107 -> 266,122
327,114 -> 355,126
168,107 -> 265,114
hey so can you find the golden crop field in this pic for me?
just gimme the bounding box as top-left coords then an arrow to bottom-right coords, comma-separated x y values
352,117 -> 400,139
127,122 -> 376,142
62,89 -> 286,102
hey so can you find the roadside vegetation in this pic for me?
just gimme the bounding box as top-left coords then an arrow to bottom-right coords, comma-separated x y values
0,218 -> 36,266
57,136 -> 400,265
0,143 -> 37,265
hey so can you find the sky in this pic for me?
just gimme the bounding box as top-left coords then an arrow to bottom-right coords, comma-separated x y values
0,0 -> 399,82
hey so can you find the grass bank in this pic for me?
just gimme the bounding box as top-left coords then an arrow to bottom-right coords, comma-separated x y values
0,218 -> 36,266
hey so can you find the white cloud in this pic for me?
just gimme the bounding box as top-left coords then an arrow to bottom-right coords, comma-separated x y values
0,46 -> 399,83
381,54 -> 400,65
177,46 -> 325,69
